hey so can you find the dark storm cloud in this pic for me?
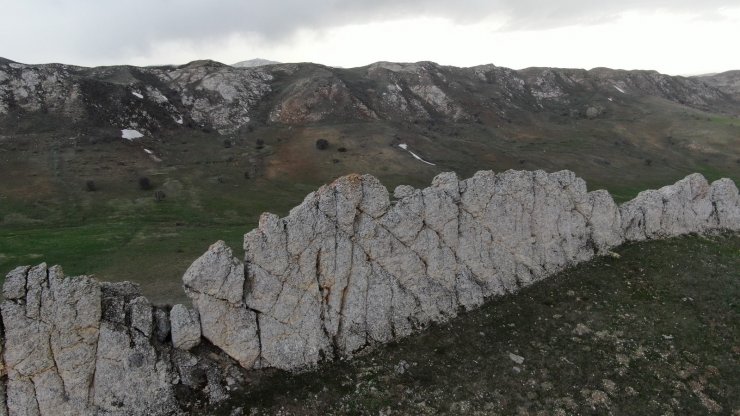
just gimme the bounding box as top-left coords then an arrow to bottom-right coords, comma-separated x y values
1,0 -> 736,64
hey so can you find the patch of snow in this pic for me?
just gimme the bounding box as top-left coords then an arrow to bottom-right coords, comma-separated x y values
608,97 -> 613,102
613,85 -> 626,94
144,149 -> 153,155
174,115 -> 183,124
121,129 -> 144,140
398,143 -> 436,166
132,91 -> 144,99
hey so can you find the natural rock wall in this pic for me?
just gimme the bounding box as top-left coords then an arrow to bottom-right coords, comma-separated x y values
184,170 -> 738,372
0,267 -> 249,415
1,169 -> 738,414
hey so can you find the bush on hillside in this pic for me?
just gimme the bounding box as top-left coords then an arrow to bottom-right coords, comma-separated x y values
316,139 -> 329,150
139,177 -> 152,190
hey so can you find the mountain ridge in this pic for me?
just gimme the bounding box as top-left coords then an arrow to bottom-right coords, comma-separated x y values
1,57 -> 738,137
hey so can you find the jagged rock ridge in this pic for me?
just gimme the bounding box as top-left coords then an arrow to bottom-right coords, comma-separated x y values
1,58 -> 737,136
1,169 -> 739,414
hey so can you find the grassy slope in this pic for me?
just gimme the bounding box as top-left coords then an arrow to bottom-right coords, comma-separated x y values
0,97 -> 738,303
216,233 -> 740,415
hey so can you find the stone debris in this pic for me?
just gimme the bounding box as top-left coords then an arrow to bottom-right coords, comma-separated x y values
0,169 -> 738,414
509,353 -> 525,365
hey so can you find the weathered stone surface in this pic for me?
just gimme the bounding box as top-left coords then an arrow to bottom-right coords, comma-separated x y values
129,296 -> 154,338
0,269 -> 183,415
232,170 -> 736,371
170,304 -> 201,351
620,174 -> 740,241
234,170 -> 628,369
183,241 -> 260,368
1,264 -> 101,415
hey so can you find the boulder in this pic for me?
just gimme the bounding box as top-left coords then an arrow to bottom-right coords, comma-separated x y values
170,304 -> 201,351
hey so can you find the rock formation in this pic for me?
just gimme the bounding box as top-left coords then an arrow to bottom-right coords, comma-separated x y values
2,58 -> 738,134
1,169 -> 738,414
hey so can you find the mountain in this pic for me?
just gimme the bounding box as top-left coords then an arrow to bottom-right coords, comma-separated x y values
695,70 -> 740,101
1,58 -> 738,136
232,58 -> 281,68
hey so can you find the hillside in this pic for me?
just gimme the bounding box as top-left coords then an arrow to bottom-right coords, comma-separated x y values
0,58 -> 739,302
695,70 -> 740,101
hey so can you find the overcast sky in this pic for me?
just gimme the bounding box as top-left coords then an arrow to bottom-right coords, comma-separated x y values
1,1 -> 739,75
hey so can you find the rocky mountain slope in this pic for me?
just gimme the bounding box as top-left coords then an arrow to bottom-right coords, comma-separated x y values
1,169 -> 738,415
1,57 -> 737,137
696,70 -> 740,102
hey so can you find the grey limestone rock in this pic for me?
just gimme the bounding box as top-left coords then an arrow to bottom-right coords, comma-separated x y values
0,268 -> 181,416
170,304 -> 201,351
183,241 -> 260,368
1,264 -> 100,415
620,173 -> 740,241
234,170 -> 628,370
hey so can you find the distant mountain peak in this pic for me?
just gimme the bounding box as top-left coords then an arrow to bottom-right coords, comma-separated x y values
232,58 -> 280,68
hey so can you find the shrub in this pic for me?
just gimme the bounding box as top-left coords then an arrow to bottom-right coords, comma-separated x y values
315,139 -> 329,150
139,177 -> 152,190
223,139 -> 232,148
154,190 -> 166,202
86,180 -> 96,192
337,147 -> 347,153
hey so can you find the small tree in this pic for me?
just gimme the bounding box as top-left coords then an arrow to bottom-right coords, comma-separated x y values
315,139 -> 329,150
86,180 -> 96,192
154,190 -> 166,202
223,139 -> 232,148
139,177 -> 152,190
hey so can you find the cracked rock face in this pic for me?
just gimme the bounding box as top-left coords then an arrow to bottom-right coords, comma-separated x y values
0,266 -> 242,415
231,170 -> 628,369
0,169 -> 738,414
177,170 -> 739,373
620,173 -> 740,241
170,304 -> 201,351
183,241 -> 260,368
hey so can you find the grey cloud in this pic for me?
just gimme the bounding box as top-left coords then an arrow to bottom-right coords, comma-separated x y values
0,0 -> 736,65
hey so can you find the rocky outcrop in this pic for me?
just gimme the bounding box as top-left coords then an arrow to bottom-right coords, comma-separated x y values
0,266 -> 249,415
2,58 -> 738,133
182,241 -> 260,369
181,170 -> 738,371
1,169 -> 738,414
